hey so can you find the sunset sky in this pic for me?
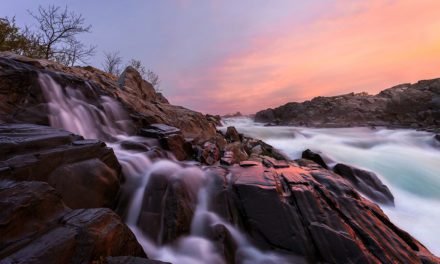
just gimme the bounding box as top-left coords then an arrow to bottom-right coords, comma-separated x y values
3,0 -> 440,114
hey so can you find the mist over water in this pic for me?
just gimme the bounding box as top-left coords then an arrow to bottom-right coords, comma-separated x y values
221,117 -> 440,256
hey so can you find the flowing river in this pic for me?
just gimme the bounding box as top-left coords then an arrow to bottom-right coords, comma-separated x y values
37,72 -> 440,260
220,117 -> 440,256
38,74 -> 295,264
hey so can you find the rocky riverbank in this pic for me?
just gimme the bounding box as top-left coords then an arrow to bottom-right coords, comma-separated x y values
1,53 -> 439,263
255,80 -> 440,133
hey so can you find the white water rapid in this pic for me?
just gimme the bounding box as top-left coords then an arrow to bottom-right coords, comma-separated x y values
221,116 -> 440,256
38,74 -> 294,264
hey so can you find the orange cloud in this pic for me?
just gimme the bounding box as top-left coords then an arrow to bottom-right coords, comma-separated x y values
172,0 -> 440,114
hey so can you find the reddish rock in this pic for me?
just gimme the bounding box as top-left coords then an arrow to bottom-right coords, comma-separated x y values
219,162 -> 439,263
0,180 -> 146,263
334,163 -> 394,205
0,53 -> 217,143
224,142 -> 248,163
200,142 -> 220,165
0,124 -> 121,209
160,134 -> 193,161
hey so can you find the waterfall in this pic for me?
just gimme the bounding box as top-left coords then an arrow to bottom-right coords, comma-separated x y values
38,73 -> 293,264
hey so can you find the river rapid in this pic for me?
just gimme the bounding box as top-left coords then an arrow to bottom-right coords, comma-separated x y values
221,117 -> 440,256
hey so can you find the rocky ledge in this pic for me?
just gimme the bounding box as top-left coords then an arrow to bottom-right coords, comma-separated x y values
0,123 -> 121,209
0,52 -> 217,142
0,181 -> 146,264
137,156 -> 439,263
255,80 -> 440,132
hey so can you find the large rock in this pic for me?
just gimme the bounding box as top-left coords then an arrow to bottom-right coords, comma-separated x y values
118,66 -> 157,101
334,163 -> 394,205
0,180 -> 146,263
225,126 -> 241,142
301,149 -> 328,169
0,52 -> 217,142
142,124 -> 192,160
0,124 -> 121,209
255,80 -> 440,129
221,161 -> 438,263
137,164 -> 204,244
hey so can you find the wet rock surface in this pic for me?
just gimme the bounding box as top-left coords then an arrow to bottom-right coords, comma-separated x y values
334,163 -> 394,205
0,52 -> 217,142
0,180 -> 146,264
301,149 -> 328,169
221,161 -> 438,263
0,123 -> 121,209
255,81 -> 440,131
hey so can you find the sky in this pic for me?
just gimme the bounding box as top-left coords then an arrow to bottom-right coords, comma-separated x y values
2,0 -> 440,115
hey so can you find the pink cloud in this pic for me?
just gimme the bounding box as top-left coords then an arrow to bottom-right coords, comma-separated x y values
167,0 -> 440,115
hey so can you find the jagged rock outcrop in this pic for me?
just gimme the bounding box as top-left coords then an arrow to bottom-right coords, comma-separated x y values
301,149 -> 328,169
0,180 -> 146,264
0,52 -> 217,142
334,163 -> 394,205
132,158 -> 439,263
0,123 -> 121,209
255,81 -> 440,131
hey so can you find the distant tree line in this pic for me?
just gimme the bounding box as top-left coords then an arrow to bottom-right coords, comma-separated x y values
0,5 -> 161,91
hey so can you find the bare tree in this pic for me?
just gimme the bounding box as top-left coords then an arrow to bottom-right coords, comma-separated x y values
127,59 -> 146,78
102,51 -> 122,75
29,5 -> 95,64
145,69 -> 161,91
55,38 -> 96,66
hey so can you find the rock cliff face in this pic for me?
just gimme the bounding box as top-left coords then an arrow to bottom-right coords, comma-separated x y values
0,52 -> 217,142
255,81 -> 440,131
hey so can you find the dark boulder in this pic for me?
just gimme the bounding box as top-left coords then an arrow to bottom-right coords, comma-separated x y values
0,180 -> 146,263
141,124 -> 181,138
220,162 -> 439,263
435,134 -> 440,142
224,142 -> 248,163
137,164 -> 204,244
160,134 -> 193,161
0,124 -> 121,209
334,163 -> 394,205
301,149 -> 328,169
141,124 -> 192,160
225,126 -> 241,142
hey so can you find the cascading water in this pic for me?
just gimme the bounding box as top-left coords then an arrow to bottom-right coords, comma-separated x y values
38,73 -> 293,264
221,116 -> 440,256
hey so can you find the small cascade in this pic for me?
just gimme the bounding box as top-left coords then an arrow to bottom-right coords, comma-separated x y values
37,73 -> 293,263
39,73 -> 131,140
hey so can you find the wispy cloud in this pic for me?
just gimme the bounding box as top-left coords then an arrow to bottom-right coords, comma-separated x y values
167,0 -> 440,114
